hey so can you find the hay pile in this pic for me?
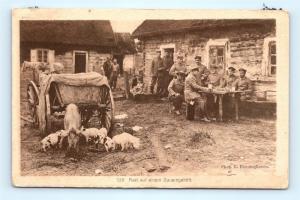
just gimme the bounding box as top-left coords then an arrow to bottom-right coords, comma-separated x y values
188,129 -> 216,148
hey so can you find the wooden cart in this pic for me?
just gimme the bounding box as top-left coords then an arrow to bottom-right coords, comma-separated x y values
27,72 -> 114,135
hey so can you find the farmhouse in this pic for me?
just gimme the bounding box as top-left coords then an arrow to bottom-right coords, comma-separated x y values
132,19 -> 277,101
20,20 -> 116,74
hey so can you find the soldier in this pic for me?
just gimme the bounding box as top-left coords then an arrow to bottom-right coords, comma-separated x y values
162,51 -> 174,97
207,65 -> 222,87
195,56 -> 208,75
109,58 -> 120,90
150,50 -> 164,95
192,55 -> 209,86
184,65 -> 211,122
206,65 -> 222,120
233,68 -> 253,100
221,67 -> 238,119
169,54 -> 187,78
221,67 -> 238,88
103,56 -> 112,80
168,71 -> 185,115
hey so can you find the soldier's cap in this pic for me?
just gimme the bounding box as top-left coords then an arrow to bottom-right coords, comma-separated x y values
176,70 -> 186,76
238,68 -> 247,72
228,66 -> 236,71
194,55 -> 201,60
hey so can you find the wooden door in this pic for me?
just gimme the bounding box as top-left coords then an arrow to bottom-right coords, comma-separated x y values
74,51 -> 87,73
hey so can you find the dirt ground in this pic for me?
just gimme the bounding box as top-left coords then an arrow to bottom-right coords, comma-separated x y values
20,98 -> 276,176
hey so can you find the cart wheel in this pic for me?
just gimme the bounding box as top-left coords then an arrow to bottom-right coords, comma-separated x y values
45,94 -> 52,134
27,81 -> 39,127
99,85 -> 115,133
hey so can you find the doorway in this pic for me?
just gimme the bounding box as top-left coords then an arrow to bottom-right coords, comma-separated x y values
163,48 -> 174,61
74,51 -> 87,73
113,54 -> 124,75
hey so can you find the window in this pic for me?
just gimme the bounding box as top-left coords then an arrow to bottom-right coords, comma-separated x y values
269,41 -> 276,75
209,45 -> 225,69
37,49 -> 49,62
262,37 -> 276,77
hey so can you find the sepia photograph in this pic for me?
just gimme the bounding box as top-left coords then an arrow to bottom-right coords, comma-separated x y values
12,9 -> 289,188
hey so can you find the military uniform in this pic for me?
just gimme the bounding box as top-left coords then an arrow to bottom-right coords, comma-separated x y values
168,78 -> 185,111
150,57 -> 164,94
163,55 -> 175,96
221,74 -> 238,118
221,74 -> 238,88
233,76 -> 253,100
103,60 -> 112,79
185,72 -> 210,120
189,63 -> 208,85
109,63 -> 120,89
205,71 -> 222,118
184,73 -> 209,102
207,72 -> 222,87
169,63 -> 188,77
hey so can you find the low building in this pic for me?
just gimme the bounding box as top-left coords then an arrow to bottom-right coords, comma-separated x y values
20,20 -> 116,74
132,19 -> 277,101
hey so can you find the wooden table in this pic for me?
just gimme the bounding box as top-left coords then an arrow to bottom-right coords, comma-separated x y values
200,90 -> 243,121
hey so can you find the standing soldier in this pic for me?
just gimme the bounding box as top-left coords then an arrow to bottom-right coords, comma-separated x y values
233,68 -> 253,100
162,51 -> 174,96
194,56 -> 208,76
169,54 -> 187,78
103,56 -> 112,81
110,58 -> 120,90
192,55 -> 209,85
184,65 -> 211,122
150,50 -> 164,95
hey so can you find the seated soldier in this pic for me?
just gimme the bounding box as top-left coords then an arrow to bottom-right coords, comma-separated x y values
221,67 -> 238,119
168,71 -> 185,115
220,67 -> 238,88
207,65 -> 221,87
206,65 -> 222,120
233,68 -> 253,100
184,65 -> 211,122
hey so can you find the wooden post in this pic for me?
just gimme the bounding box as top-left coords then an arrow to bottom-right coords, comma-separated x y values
218,94 -> 223,122
124,71 -> 130,99
235,94 -> 239,121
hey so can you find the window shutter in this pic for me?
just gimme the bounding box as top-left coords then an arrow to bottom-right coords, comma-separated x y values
30,49 -> 37,62
48,50 -> 55,64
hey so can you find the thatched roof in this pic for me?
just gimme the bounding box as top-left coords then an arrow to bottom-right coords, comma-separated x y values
114,32 -> 136,54
132,19 -> 275,38
20,20 -> 116,47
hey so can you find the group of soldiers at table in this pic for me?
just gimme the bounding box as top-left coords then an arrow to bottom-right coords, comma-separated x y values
151,49 -> 253,121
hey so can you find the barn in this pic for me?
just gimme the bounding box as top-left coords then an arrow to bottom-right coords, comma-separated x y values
132,19 -> 277,101
20,20 -> 116,74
